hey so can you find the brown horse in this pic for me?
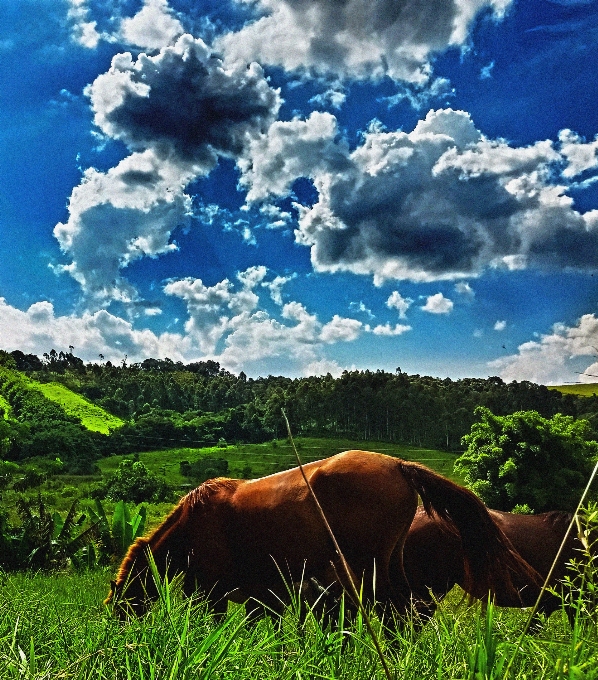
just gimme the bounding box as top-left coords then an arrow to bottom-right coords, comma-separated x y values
394,506 -> 582,625
106,450 -> 537,619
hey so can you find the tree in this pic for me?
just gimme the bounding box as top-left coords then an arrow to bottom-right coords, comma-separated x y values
92,459 -> 173,504
455,407 -> 598,512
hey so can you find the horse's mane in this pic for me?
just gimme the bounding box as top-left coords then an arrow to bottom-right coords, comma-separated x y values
115,497 -> 189,583
540,510 -> 573,530
185,477 -> 240,510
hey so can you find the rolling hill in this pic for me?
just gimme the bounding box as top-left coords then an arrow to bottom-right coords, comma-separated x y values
33,381 -> 124,434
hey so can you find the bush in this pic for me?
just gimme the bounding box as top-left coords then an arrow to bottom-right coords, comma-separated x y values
456,407 -> 598,512
179,456 -> 229,483
92,459 -> 173,504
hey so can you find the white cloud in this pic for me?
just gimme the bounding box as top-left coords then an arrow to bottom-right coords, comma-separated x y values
239,111 -> 348,203
455,281 -> 475,297
421,293 -> 454,314
320,315 -> 363,343
559,129 -> 598,179
119,0 -> 183,51
67,0 -> 102,49
87,35 -> 280,168
53,150 -> 194,306
350,301 -> 375,318
480,61 -> 495,80
370,323 -> 412,336
494,319 -> 507,331
57,35 -> 280,306
386,291 -> 413,318
163,268 -> 364,374
0,298 -> 188,364
219,0 -> 512,83
262,275 -> 294,305
252,108 -> 598,284
309,89 -> 347,110
490,314 -> 598,385
304,358 -> 345,377
0,273 -> 370,377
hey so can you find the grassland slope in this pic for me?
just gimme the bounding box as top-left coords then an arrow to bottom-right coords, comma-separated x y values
33,381 -> 124,434
549,383 -> 598,397
0,368 -> 124,434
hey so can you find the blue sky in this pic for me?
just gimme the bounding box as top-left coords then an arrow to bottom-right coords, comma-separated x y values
1,0 -> 598,383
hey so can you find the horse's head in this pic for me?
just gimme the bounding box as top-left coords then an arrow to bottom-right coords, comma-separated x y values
105,570 -> 156,619
105,539 -> 156,619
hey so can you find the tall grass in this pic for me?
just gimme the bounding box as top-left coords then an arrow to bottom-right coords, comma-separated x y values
1,508 -> 596,679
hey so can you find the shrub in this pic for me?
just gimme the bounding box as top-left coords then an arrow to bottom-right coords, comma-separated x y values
456,407 -> 598,512
179,456 -> 229,483
92,459 -> 173,504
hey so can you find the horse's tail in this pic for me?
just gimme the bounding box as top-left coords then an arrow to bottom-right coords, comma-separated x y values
397,460 -> 541,599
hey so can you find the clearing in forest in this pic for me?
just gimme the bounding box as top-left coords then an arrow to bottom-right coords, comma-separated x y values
34,381 -> 124,434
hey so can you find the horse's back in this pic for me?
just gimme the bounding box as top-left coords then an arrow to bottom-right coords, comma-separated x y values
225,450 -> 417,591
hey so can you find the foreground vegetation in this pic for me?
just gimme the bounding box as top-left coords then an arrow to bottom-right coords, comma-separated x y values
1,532 -> 596,680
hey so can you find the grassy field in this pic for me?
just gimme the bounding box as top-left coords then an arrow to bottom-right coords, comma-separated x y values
1,438 -> 596,678
0,393 -> 11,418
549,383 -> 598,397
0,438 -> 460,527
97,437 -> 463,487
34,381 -> 125,433
0,565 -> 595,679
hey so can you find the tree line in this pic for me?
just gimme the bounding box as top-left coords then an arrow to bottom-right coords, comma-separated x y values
2,348 -> 597,469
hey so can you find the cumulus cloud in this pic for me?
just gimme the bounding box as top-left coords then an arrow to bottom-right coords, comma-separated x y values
88,34 -> 280,168
57,35 -> 280,305
494,319 -> 507,331
262,274 -> 294,305
67,0 -> 102,49
490,314 -> 598,385
0,267 -> 367,377
219,0 -> 512,83
239,112 -> 349,203
53,150 -> 194,305
164,268 -> 365,373
0,298 -> 187,364
455,281 -> 475,297
421,292 -> 454,314
386,291 -> 413,318
559,129 -> 598,179
320,315 -> 363,342
370,322 -> 412,335
119,0 -> 184,51
246,108 -> 598,284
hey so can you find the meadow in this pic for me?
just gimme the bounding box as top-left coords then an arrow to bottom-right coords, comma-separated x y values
34,381 -> 125,434
96,437 -> 463,483
1,555 -> 596,679
1,434 -> 596,679
550,383 -> 598,398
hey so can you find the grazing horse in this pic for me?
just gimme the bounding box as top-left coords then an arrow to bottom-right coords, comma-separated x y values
394,506 -> 582,625
106,450 -> 537,619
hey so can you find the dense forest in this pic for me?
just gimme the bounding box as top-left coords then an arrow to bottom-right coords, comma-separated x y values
2,347 -> 598,474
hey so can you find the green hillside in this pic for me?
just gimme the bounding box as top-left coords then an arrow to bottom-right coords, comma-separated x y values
548,383 -> 598,397
33,381 -> 124,434
0,394 -> 11,419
